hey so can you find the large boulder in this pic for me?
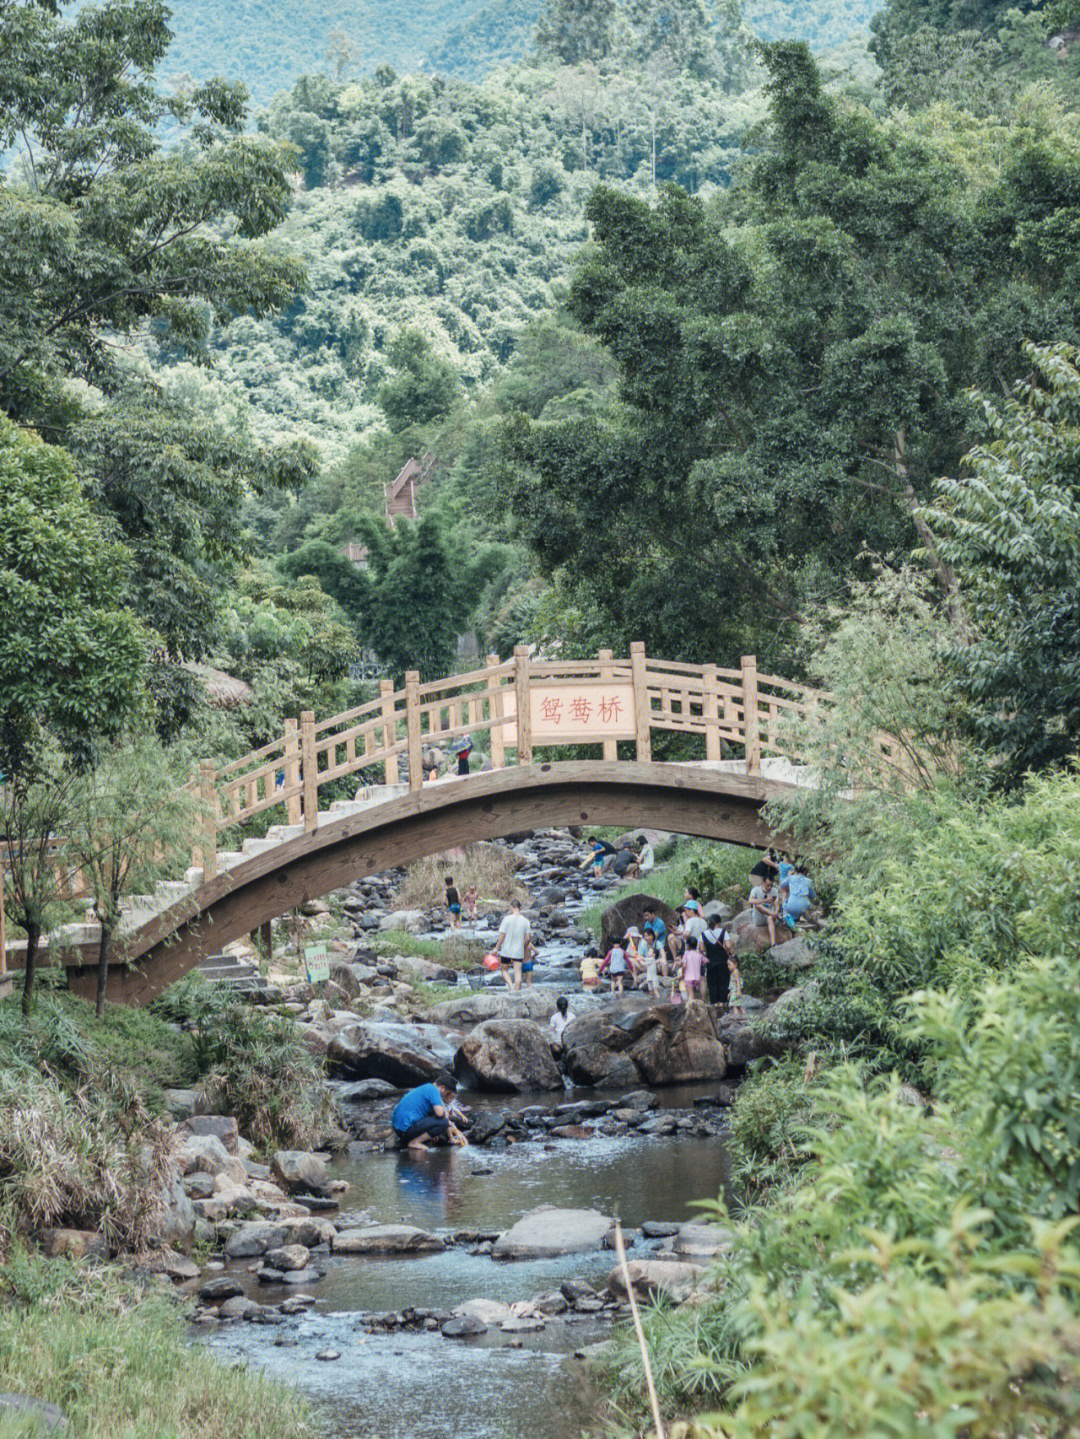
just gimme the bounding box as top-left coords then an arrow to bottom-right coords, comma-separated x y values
628,1005 -> 727,1086
673,1223 -> 734,1259
426,991 -> 561,1029
392,954 -> 459,985
607,1259 -> 705,1305
454,1018 -> 563,1093
178,1115 -> 239,1154
271,1150 -> 331,1197
562,1000 -> 726,1088
728,907 -> 775,956
327,1020 -> 459,1086
600,893 -> 677,952
492,1206 -> 613,1260
152,1164 -> 196,1252
769,936 -> 816,971
379,909 -> 428,932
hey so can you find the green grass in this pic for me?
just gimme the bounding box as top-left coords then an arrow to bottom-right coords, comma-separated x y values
577,840 -> 757,939
0,1251 -> 314,1439
367,930 -> 484,968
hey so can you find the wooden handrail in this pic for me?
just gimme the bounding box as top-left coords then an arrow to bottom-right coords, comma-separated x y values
179,648 -> 831,878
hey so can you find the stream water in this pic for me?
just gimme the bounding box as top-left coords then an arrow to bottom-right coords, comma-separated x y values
204,1103 -> 731,1439
202,839 -> 733,1438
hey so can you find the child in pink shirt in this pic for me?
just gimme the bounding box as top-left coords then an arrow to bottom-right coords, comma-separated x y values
681,942 -> 704,1004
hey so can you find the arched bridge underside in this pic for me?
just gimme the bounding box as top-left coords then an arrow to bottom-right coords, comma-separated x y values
64,762 -> 796,1007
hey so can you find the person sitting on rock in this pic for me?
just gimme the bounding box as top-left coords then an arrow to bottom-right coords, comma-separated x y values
391,1073 -> 468,1151
549,995 -> 575,1047
580,946 -> 601,989
612,841 -> 637,879
642,907 -> 668,977
749,875 -> 779,947
636,835 -> 655,876
781,864 -> 816,930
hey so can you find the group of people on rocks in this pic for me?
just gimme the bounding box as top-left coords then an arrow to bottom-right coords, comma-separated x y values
580,833 -> 655,880
581,890 -> 743,1013
747,851 -> 816,946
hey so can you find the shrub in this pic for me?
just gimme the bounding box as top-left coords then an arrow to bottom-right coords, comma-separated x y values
392,844 -> 529,909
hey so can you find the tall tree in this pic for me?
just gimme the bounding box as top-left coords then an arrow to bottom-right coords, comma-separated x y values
624,0 -> 718,78
533,0 -> 617,65
501,45 -> 1080,666
0,0 -> 305,429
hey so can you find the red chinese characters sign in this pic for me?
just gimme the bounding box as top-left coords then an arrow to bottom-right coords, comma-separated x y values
502,683 -> 636,744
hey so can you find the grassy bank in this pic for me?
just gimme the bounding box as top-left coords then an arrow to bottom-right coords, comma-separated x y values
578,839 -> 755,939
392,846 -> 530,910
0,1252 -> 313,1439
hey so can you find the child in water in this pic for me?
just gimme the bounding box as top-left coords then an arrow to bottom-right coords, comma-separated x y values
681,937 -> 704,1006
599,937 -> 629,995
580,947 -> 601,989
463,884 -> 479,922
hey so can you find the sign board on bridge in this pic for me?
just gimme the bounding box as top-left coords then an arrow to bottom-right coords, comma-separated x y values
304,943 -> 330,984
501,682 -> 636,746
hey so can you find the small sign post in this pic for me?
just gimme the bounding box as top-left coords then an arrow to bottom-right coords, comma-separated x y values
304,942 -> 330,985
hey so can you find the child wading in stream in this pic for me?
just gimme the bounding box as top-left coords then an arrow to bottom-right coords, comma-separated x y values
463,884 -> 479,921
599,937 -> 629,994
444,876 -> 461,930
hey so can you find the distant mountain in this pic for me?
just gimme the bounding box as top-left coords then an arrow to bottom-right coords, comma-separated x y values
153,0 -> 879,109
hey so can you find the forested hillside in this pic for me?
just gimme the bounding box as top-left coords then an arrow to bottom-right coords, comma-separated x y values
131,0 -> 882,101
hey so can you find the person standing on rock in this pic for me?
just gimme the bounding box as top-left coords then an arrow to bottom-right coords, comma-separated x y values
494,897 -> 532,991
445,875 -> 462,930
391,1073 -> 468,1151
599,936 -> 629,994
702,919 -> 733,1006
640,925 -> 661,999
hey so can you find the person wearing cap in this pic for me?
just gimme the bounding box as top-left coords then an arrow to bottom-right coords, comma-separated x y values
642,906 -> 668,977
623,926 -> 645,981
668,898 -> 706,970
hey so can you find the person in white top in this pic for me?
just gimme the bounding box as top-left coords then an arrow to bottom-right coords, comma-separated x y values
548,995 -> 575,1046
494,897 -> 532,992
637,835 -> 655,875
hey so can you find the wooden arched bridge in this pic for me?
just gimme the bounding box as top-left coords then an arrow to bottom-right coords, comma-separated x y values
29,646 -> 832,1006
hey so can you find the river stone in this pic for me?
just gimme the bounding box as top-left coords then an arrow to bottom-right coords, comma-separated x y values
178,1115 -> 239,1153
159,1247 -> 201,1281
501,1317 -> 546,1333
452,1298 -> 512,1324
607,1259 -> 705,1305
264,1244 -> 310,1272
198,1275 -> 244,1302
328,1020 -> 459,1086
162,1088 -> 197,1120
765,982 -> 821,1017
38,1228 -> 107,1261
600,893 -> 678,952
332,1224 -> 444,1254
617,1089 -> 659,1111
220,1295 -> 264,1320
179,1133 -> 244,1180
550,1124 -> 593,1140
426,991 -> 559,1029
225,1221 -> 289,1259
769,936 -> 816,970
0,1395 -> 70,1433
154,1165 -> 197,1251
379,909 -> 427,932
271,1151 -> 330,1197
441,1314 -> 487,1338
673,1223 -> 734,1259
493,1206 -> 614,1260
641,1221 -> 680,1238
454,1018 -> 563,1093
334,1078 -> 400,1103
560,1279 -> 596,1303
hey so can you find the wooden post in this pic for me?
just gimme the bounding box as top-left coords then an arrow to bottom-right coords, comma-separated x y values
487,654 -> 505,769
630,641 -> 651,762
300,711 -> 318,833
380,679 -> 398,785
260,918 -> 273,965
405,671 -> 423,791
704,663 -> 721,762
283,717 -> 302,826
513,646 -> 532,765
198,760 -> 218,882
598,649 -> 617,762
741,654 -> 761,774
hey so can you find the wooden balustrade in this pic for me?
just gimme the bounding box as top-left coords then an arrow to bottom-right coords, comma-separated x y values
180,646 -> 829,879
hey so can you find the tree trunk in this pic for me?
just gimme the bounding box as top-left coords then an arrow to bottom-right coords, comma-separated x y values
21,920 -> 40,1018
95,920 -> 113,1018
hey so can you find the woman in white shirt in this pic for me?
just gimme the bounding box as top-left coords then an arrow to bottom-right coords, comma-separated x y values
549,995 -> 574,1045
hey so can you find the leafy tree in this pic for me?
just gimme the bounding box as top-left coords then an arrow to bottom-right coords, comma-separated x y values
624,0 -> 718,77
378,330 -> 461,432
501,45 -> 1080,664
533,0 -> 617,65
0,0 -> 304,428
926,342 -> 1080,779
0,417 -> 146,777
67,737 -> 197,1017
69,387 -> 318,673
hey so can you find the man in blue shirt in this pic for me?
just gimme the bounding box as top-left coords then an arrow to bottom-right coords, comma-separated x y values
642,906 -> 668,976
391,1073 -> 467,1151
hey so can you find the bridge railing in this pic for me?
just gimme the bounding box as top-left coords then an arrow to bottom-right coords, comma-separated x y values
194,645 -> 828,882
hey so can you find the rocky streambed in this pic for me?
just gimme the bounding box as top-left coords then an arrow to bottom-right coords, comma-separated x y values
172,827 -> 819,1439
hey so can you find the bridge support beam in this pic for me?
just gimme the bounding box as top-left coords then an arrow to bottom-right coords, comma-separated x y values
63,763 -> 794,1008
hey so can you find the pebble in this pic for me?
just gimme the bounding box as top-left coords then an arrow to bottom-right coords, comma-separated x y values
316,1350 -> 341,1362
